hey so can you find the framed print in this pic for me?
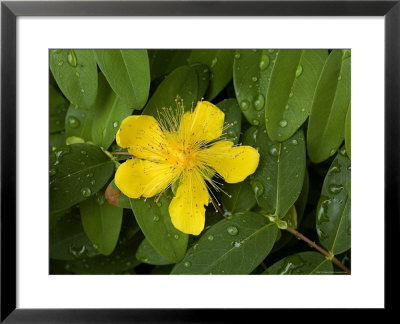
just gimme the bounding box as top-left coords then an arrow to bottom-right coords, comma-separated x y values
1,0 -> 398,321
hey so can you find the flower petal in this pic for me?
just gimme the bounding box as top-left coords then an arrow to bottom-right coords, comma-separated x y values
115,158 -> 180,198
116,115 -> 166,162
169,170 -> 209,235
178,101 -> 224,144
198,141 -> 260,183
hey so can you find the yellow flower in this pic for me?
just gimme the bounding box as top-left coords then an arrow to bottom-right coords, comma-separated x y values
114,101 -> 260,235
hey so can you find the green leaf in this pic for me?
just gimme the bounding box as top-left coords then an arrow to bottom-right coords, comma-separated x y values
65,104 -> 95,142
189,50 -> 235,100
129,193 -> 188,263
49,132 -> 66,152
220,180 -> 256,214
281,205 -> 298,229
171,212 -> 278,274
94,49 -> 150,109
49,84 -> 68,133
295,168 -> 309,221
316,148 -> 351,255
50,143 -> 115,213
216,98 -> 242,144
148,50 -> 191,80
50,208 -> 99,261
345,104 -> 351,159
143,65 -> 199,117
90,73 -> 133,149
233,49 -> 276,126
50,49 -> 98,108
346,179 -> 351,198
136,238 -> 172,265
80,191 -> 123,256
243,126 -> 306,218
307,50 -> 351,163
263,251 -> 334,274
68,234 -> 143,274
265,50 -> 327,141
190,63 -> 211,99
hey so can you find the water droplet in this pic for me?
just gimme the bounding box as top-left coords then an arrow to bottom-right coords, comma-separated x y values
58,61 -> 64,66
338,75 -> 342,81
252,76 -> 258,82
232,241 -> 241,248
329,149 -> 336,156
285,104 -> 289,110
207,234 -> 214,241
317,197 -> 330,224
227,226 -> 239,236
253,94 -> 265,111
301,108 -> 305,112
67,50 -> 77,67
167,233 -> 171,238
251,181 -> 264,197
211,57 -> 218,68
174,234 -> 179,240
49,168 -> 57,176
184,261 -> 192,268
152,215 -> 159,222
69,245 -> 87,259
240,100 -> 250,111
80,88 -> 85,93
75,71 -> 80,78
228,130 -> 236,137
234,53 -> 241,59
295,65 -> 303,77
339,147 -> 347,156
53,146 -> 71,165
193,243 -> 199,250
329,159 -> 341,173
90,179 -> 96,185
81,187 -> 91,197
68,116 -> 80,128
316,228 -> 327,240
252,119 -> 260,126
52,49 -> 62,54
329,184 -> 343,194
96,194 -> 105,205
278,255 -> 304,274
269,144 -> 280,157
291,139 -> 298,145
289,90 -> 294,98
259,54 -> 270,71
279,120 -> 288,128
81,150 -> 87,155
113,121 -> 119,128
80,161 -> 86,166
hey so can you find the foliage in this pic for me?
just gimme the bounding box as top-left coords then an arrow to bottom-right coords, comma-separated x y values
49,49 -> 351,275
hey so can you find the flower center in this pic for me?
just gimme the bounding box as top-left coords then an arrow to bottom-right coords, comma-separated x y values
167,141 -> 198,170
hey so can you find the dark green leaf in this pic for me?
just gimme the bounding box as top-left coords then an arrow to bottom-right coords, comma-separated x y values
94,49 -> 150,109
243,126 -> 306,218
307,50 -> 351,163
50,208 -> 99,261
220,180 -> 256,214
216,98 -> 242,144
80,191 -> 123,255
264,251 -> 334,274
65,104 -> 95,142
346,179 -> 351,198
136,238 -> 173,265
49,132 -> 66,152
171,212 -> 278,274
265,50 -> 328,141
50,143 -> 115,213
316,148 -> 351,255
90,73 -> 133,149
190,63 -> 210,99
345,104 -> 351,159
143,65 -> 199,117
189,50 -> 235,100
50,49 -> 98,108
148,50 -> 191,80
68,234 -> 143,274
130,193 -> 188,263
49,84 -> 68,133
233,49 -> 276,126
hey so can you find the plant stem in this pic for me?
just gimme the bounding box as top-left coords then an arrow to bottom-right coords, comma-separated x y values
111,152 -> 132,156
285,227 -> 351,275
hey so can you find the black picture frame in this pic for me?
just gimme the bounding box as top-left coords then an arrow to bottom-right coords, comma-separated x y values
1,0 -> 398,321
